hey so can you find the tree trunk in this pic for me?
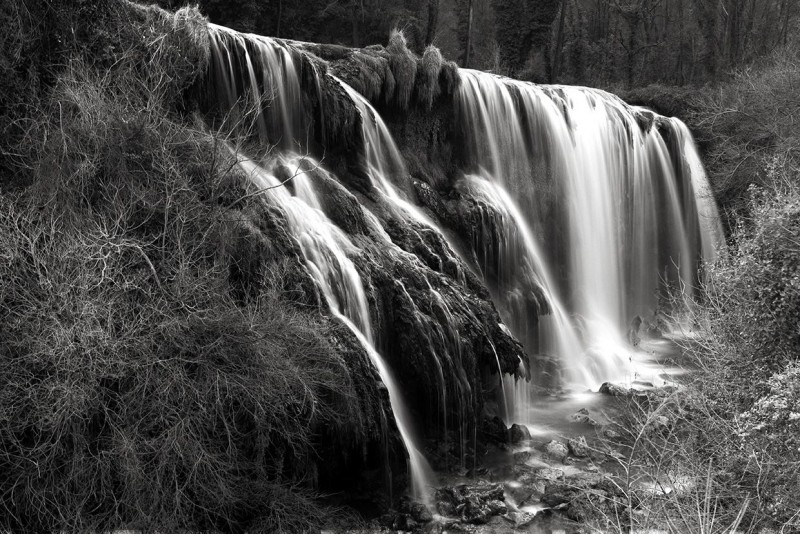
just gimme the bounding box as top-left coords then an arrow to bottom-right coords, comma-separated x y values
275,0 -> 283,37
464,0 -> 475,67
780,0 -> 792,46
626,13 -> 639,88
426,0 -> 440,45
727,0 -> 742,67
552,0 -> 568,82
741,0 -> 757,58
351,1 -> 360,47
676,0 -> 685,84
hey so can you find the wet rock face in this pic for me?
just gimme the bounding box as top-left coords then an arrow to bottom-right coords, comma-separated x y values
360,231 -> 526,445
196,24 -> 540,513
481,416 -> 509,445
311,170 -> 374,236
509,423 -> 532,444
224,199 -> 409,503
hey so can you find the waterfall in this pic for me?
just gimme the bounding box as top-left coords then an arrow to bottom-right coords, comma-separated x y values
205,25 -> 436,501
199,21 -> 724,491
456,70 -> 723,405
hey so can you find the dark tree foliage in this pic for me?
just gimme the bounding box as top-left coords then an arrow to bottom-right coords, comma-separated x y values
492,0 -> 560,77
154,0 -> 799,88
156,0 -> 430,50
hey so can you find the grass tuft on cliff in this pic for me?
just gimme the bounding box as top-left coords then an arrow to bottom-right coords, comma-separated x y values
386,29 -> 418,111
416,45 -> 443,111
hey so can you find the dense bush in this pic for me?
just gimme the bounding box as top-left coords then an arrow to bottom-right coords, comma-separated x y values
702,178 -> 800,398
690,177 -> 800,529
690,45 -> 800,223
604,166 -> 800,533
0,199 -> 355,531
0,3 -> 380,532
598,49 -> 800,531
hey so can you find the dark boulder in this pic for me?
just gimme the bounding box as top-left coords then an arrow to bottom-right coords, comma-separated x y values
481,415 -> 509,444
410,502 -> 433,523
599,382 -> 630,397
509,423 -> 532,444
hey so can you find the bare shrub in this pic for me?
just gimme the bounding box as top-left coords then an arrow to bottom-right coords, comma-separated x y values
691,46 -> 800,219
592,176 -> 800,532
0,5 -> 369,531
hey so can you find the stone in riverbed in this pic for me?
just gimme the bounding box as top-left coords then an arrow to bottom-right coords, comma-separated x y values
533,467 -> 565,481
509,423 -> 532,444
506,484 -> 537,506
599,382 -> 630,396
543,439 -> 569,461
487,499 -> 508,515
513,450 -> 534,464
571,408 -> 599,426
564,489 -> 612,523
503,510 -> 537,528
514,474 -> 547,497
540,482 -> 575,507
568,436 -> 590,457
459,495 -> 490,524
435,483 -> 507,525
410,502 -> 433,523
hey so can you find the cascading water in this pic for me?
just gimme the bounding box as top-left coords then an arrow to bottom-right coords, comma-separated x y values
458,174 -> 587,421
205,25 -> 436,501
455,70 -> 724,412
206,25 -> 306,149
335,76 -> 468,286
199,20 -> 725,496
330,73 -> 476,455
239,156 -> 435,501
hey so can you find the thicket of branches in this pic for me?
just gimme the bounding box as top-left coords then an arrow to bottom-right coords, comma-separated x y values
602,177 -> 800,532
594,51 -> 800,531
0,2 -> 380,532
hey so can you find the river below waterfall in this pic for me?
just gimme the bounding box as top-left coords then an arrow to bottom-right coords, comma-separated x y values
334,333 -> 695,533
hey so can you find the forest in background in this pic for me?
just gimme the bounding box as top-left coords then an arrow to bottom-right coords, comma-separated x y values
155,0 -> 797,87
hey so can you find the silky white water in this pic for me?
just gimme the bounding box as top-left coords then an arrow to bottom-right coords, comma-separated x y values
203,22 -> 725,493
208,27 -> 436,501
456,69 -> 724,419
